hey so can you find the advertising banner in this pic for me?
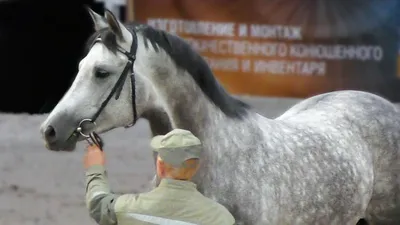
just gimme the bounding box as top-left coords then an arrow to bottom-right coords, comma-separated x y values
130,0 -> 400,101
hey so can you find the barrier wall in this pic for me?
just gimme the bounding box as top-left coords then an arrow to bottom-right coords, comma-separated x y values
128,0 -> 400,101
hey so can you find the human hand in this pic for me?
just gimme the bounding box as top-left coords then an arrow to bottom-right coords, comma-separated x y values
84,144 -> 105,169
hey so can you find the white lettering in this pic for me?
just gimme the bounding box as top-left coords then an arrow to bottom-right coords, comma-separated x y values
204,56 -> 239,72
147,18 -> 235,37
241,59 -> 251,72
238,24 -> 248,37
253,60 -> 326,76
186,38 -> 281,57
146,18 -> 384,77
289,44 -> 384,61
250,25 -> 302,40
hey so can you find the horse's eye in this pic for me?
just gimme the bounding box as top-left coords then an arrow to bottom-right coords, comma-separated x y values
95,69 -> 110,79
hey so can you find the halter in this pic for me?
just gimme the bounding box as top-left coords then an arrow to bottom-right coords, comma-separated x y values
70,29 -> 138,150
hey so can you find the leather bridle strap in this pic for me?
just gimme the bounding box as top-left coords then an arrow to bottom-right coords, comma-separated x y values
90,51 -> 134,122
71,29 -> 138,145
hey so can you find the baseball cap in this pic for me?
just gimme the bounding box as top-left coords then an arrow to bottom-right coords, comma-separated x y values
150,129 -> 202,167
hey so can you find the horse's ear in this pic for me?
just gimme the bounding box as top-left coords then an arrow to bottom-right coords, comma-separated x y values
104,9 -> 124,40
85,6 -> 108,31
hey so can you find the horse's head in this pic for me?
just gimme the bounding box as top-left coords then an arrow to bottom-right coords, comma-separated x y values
40,8 -> 160,151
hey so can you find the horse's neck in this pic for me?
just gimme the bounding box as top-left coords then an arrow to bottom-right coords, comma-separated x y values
135,35 -> 239,138
152,71 -> 226,139
142,108 -> 173,136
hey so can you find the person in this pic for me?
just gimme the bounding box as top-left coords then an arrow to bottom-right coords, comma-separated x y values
84,128 -> 235,225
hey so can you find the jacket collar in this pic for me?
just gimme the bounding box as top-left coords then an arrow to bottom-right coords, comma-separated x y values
158,178 -> 197,190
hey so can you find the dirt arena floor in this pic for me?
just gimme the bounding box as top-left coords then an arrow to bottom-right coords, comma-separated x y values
0,95 -> 394,225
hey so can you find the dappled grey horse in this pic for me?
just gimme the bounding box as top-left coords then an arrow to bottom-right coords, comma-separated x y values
40,8 -> 400,225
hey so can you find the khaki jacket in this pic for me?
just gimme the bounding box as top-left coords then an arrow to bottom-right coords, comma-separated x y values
85,165 -> 235,225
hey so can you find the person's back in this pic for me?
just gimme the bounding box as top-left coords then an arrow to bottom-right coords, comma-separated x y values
84,128 -> 235,225
115,178 -> 233,225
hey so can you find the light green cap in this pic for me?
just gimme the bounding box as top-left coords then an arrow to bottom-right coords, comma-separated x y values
150,129 -> 202,167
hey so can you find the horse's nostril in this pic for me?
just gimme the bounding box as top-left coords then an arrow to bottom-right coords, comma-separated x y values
44,125 -> 57,143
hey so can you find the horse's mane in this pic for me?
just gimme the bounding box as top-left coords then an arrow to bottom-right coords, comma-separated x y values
84,22 -> 250,119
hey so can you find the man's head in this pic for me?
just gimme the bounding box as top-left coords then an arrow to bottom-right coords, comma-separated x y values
150,129 -> 202,180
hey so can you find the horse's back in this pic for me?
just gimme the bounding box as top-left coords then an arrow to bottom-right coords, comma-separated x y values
277,90 -> 398,121
277,90 -> 400,224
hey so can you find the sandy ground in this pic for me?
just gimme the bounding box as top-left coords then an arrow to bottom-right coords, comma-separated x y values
3,94 -> 386,225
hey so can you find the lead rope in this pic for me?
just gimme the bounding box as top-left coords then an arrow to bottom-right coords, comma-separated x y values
87,132 -> 104,150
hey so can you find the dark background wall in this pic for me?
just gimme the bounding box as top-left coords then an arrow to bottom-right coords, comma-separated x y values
0,1 -> 112,114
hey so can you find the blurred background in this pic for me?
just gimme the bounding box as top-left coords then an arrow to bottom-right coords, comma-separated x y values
0,0 -> 399,224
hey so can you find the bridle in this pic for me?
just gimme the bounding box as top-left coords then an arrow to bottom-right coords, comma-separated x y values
70,29 -> 138,150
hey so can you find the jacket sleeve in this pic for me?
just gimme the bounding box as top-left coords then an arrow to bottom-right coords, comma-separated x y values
85,165 -> 120,225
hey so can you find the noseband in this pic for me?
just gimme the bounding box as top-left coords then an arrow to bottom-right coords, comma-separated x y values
71,30 -> 138,149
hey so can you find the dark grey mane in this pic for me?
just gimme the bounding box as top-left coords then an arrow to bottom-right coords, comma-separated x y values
84,22 -> 250,119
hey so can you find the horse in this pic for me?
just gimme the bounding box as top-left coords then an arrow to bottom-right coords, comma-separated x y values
39,8 -> 400,225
